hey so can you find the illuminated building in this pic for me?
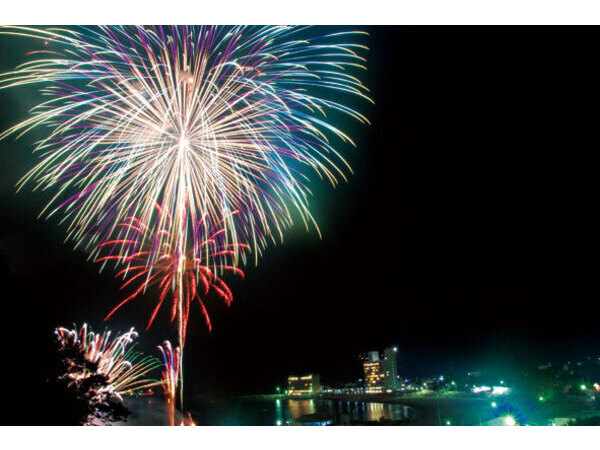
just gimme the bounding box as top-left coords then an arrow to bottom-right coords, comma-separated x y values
383,346 -> 400,392
288,374 -> 321,396
362,351 -> 385,393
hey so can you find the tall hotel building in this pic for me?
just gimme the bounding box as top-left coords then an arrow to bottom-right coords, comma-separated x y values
361,351 -> 385,393
382,346 -> 400,392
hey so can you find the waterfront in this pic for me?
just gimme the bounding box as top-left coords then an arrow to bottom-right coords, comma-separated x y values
123,392 -> 600,426
194,398 -> 417,425
124,397 -> 416,425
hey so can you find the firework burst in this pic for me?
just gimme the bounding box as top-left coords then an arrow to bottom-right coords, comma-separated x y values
157,340 -> 180,401
95,202 -> 248,341
55,323 -> 161,400
0,25 -> 371,260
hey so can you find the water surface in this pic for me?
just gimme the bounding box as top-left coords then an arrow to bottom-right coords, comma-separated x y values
190,398 -> 416,425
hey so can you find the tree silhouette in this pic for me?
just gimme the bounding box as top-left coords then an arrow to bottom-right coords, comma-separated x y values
44,336 -> 130,425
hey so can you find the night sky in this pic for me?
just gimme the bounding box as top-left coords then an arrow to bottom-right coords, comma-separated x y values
0,27 -> 598,408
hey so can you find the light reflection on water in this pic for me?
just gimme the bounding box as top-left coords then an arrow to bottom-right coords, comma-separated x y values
287,399 -> 316,419
278,398 -> 414,425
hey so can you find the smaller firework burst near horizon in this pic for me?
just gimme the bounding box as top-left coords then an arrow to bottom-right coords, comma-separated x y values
157,340 -> 180,402
55,323 -> 161,401
158,340 -> 180,426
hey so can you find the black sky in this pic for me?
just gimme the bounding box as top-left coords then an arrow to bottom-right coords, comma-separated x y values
0,27 -> 598,407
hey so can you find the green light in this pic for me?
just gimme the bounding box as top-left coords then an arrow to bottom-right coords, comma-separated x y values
503,415 -> 516,426
539,396 -> 544,402
500,380 -> 505,385
445,420 -> 451,426
580,384 -> 587,391
491,401 -> 497,408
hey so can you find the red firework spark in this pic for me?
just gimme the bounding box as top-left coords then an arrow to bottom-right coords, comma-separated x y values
95,203 -> 248,342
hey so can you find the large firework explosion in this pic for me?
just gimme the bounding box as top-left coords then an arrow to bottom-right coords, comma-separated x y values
0,25 -> 371,259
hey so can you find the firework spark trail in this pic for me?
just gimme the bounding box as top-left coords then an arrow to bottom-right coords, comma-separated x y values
158,340 -> 180,400
0,26 -> 371,262
56,323 -> 161,400
158,340 -> 180,425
